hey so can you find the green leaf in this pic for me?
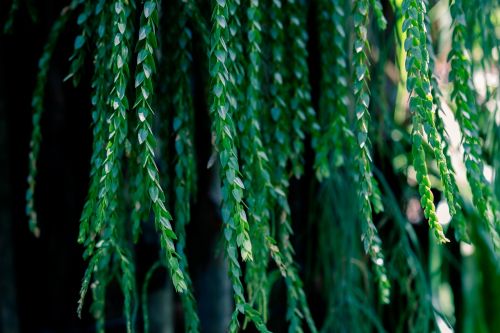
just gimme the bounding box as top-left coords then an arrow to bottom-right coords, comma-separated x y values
149,186 -> 158,202
234,177 -> 245,189
138,128 -> 148,144
144,1 -> 156,19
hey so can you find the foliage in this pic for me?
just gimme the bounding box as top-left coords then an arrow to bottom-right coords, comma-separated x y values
5,0 -> 500,331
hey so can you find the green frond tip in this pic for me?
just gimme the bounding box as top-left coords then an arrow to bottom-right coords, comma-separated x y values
426,19 -> 462,231
412,122 -> 450,244
77,251 -> 101,318
243,304 -> 272,333
365,238 -> 391,303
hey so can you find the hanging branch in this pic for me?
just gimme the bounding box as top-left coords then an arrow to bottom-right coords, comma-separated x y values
90,0 -> 131,249
402,0 -> 452,243
352,0 -> 390,303
210,0 -> 253,263
424,1 -> 469,242
209,0 -> 269,331
227,0 -> 246,132
26,4 -> 75,237
79,0 -> 110,248
449,0 -> 500,247
464,0 -> 499,100
133,0 -> 189,292
260,1 -> 319,330
286,0 -> 318,178
170,0 -> 200,330
239,0 -> 272,318
314,0 -> 353,180
269,0 -> 292,172
78,1 -> 138,332
77,0 -> 109,317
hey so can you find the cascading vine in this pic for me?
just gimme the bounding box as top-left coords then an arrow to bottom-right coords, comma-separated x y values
239,0 -> 273,319
449,0 -> 500,248
77,2 -> 113,330
352,0 -> 390,303
78,0 -> 109,248
13,0 -> 500,331
269,0 -> 292,173
286,0 -> 319,178
78,1 -> 138,332
168,1 -> 200,331
424,0 -> 469,242
26,5 -> 73,237
209,0 -> 268,331
402,0 -> 456,244
210,0 -> 253,266
134,0 -> 188,293
314,0 -> 352,181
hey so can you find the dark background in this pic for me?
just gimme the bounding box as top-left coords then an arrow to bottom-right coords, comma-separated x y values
1,0 -> 95,331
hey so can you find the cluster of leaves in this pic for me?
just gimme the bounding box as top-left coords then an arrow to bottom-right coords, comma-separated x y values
9,0 -> 500,331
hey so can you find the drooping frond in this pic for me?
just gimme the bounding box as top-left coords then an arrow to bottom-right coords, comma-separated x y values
26,5 -> 73,236
402,0 -> 451,243
352,0 -> 390,303
449,0 -> 500,248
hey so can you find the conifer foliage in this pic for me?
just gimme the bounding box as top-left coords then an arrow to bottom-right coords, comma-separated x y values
6,0 -> 500,331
